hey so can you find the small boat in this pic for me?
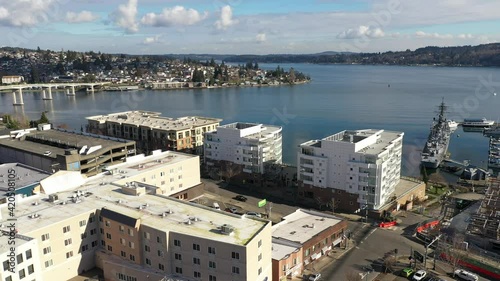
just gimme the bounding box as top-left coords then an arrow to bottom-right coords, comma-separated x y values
447,120 -> 458,130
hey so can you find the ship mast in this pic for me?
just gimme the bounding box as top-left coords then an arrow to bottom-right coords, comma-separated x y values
437,97 -> 448,124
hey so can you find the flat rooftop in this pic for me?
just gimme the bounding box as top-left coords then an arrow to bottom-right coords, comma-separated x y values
272,238 -> 300,260
272,209 -> 343,245
0,163 -> 50,190
104,150 -> 199,179
0,159 -> 266,246
301,129 -> 403,155
86,111 -> 222,131
210,122 -> 282,140
0,129 -> 134,159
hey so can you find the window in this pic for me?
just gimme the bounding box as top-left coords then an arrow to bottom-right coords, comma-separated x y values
208,261 -> 216,269
209,275 -> 216,281
64,238 -> 72,246
232,266 -> 240,274
43,247 -> 51,255
193,257 -> 200,265
44,259 -> 53,268
158,250 -> 164,257
81,245 -> 89,252
145,245 -> 150,252
119,225 -> 124,232
121,251 -> 126,257
106,233 -> 112,239
17,254 -> 23,264
208,246 -> 216,254
158,263 -> 165,271
79,220 -> 86,227
258,267 -> 262,275
5,277 -> 12,281
258,253 -> 262,261
130,254 -> 135,261
92,240 -> 98,247
120,238 -> 126,245
157,236 -> 161,243
174,239 -> 181,247
41,233 -> 50,241
175,253 -> 182,260
100,228 -> 104,234
28,264 -> 34,274
19,268 -> 26,279
178,175 -> 182,180
107,245 -> 112,251
26,249 -> 33,260
293,257 -> 298,265
231,252 -> 240,259
128,228 -> 134,236
258,240 -> 262,247
63,226 -> 71,233
3,260 -> 9,270
144,232 -> 150,239
175,267 -> 183,274
194,271 -> 201,278
146,258 -> 151,266
66,251 -> 73,259
129,242 -> 135,249
89,216 -> 95,223
193,243 -> 200,251
305,248 -> 310,256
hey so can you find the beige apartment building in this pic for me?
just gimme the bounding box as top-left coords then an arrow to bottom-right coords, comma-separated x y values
0,150 -> 272,281
86,111 -> 222,155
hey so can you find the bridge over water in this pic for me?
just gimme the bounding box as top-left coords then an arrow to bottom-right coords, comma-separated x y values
0,82 -> 110,105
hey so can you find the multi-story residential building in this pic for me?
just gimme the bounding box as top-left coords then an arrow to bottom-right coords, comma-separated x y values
0,150 -> 272,281
271,209 -> 347,281
0,232 -> 43,281
297,129 -> 404,212
86,111 -> 222,155
204,122 -> 282,175
0,125 -> 136,176
1,75 -> 23,84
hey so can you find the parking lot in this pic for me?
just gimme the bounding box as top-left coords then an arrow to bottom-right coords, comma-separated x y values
192,179 -> 298,222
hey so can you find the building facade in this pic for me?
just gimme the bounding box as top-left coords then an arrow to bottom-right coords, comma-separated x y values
1,75 -> 23,84
0,150 -> 271,281
204,122 -> 282,175
86,111 -> 222,155
0,126 -> 136,176
271,209 -> 347,281
298,129 -> 404,212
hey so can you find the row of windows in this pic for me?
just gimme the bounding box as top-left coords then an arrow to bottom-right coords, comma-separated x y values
4,264 -> 35,281
171,241 -> 241,259
40,216 -> 96,241
2,250 -> 32,270
116,273 -> 137,281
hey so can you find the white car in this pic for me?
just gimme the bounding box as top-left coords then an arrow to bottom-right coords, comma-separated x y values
245,211 -> 261,218
454,269 -> 478,281
412,270 -> 427,281
308,273 -> 321,281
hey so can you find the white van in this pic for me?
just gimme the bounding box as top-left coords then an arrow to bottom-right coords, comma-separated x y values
454,269 -> 478,281
212,202 -> 220,210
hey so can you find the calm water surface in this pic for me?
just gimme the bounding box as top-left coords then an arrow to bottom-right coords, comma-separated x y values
2,64 -> 500,176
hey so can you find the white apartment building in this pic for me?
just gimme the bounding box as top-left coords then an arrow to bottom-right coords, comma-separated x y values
298,129 -> 403,211
0,150 -> 272,281
1,75 -> 23,84
204,122 -> 282,174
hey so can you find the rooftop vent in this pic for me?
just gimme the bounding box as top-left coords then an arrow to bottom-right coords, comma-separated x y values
32,201 -> 39,206
29,213 -> 40,219
185,220 -> 193,225
290,231 -> 296,235
190,217 -> 200,222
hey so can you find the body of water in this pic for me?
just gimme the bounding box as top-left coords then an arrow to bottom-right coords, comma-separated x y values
1,64 -> 499,176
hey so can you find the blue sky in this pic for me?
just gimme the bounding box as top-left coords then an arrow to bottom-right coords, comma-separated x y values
0,0 -> 498,54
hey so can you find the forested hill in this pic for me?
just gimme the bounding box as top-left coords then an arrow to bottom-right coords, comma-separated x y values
223,43 -> 500,67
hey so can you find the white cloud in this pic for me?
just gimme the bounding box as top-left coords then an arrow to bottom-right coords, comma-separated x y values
111,0 -> 139,33
337,26 -> 385,39
141,6 -> 207,27
457,33 -> 474,39
143,35 -> 162,45
415,31 -> 453,39
256,33 -> 266,43
0,0 -> 57,27
215,5 -> 238,30
65,11 -> 99,24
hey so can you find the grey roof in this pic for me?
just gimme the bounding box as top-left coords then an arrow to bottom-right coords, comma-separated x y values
100,207 -> 139,227
0,163 -> 50,191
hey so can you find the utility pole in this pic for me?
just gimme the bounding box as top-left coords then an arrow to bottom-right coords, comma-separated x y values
424,234 -> 442,269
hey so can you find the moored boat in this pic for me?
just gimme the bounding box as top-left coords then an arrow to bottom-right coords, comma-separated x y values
462,118 -> 495,128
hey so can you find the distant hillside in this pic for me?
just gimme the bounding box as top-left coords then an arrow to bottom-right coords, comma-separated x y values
222,43 -> 500,66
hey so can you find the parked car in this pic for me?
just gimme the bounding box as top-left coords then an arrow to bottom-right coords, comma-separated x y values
401,268 -> 414,278
454,269 -> 478,281
225,207 -> 237,214
245,211 -> 261,218
308,273 -> 321,281
234,195 -> 247,202
412,270 -> 427,281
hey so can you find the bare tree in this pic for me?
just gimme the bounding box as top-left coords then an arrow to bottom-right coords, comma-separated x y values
442,234 -> 468,275
344,270 -> 362,281
383,255 -> 397,273
219,162 -> 242,182
327,197 -> 336,213
315,196 -> 326,210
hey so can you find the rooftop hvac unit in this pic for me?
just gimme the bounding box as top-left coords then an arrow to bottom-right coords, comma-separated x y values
185,220 -> 192,225
32,201 -> 39,206
220,224 -> 234,235
48,194 -> 59,202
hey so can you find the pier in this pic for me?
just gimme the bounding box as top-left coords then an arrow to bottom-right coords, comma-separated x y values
0,82 -> 109,106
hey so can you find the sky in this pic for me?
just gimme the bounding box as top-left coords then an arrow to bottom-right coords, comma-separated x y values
0,0 -> 498,55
